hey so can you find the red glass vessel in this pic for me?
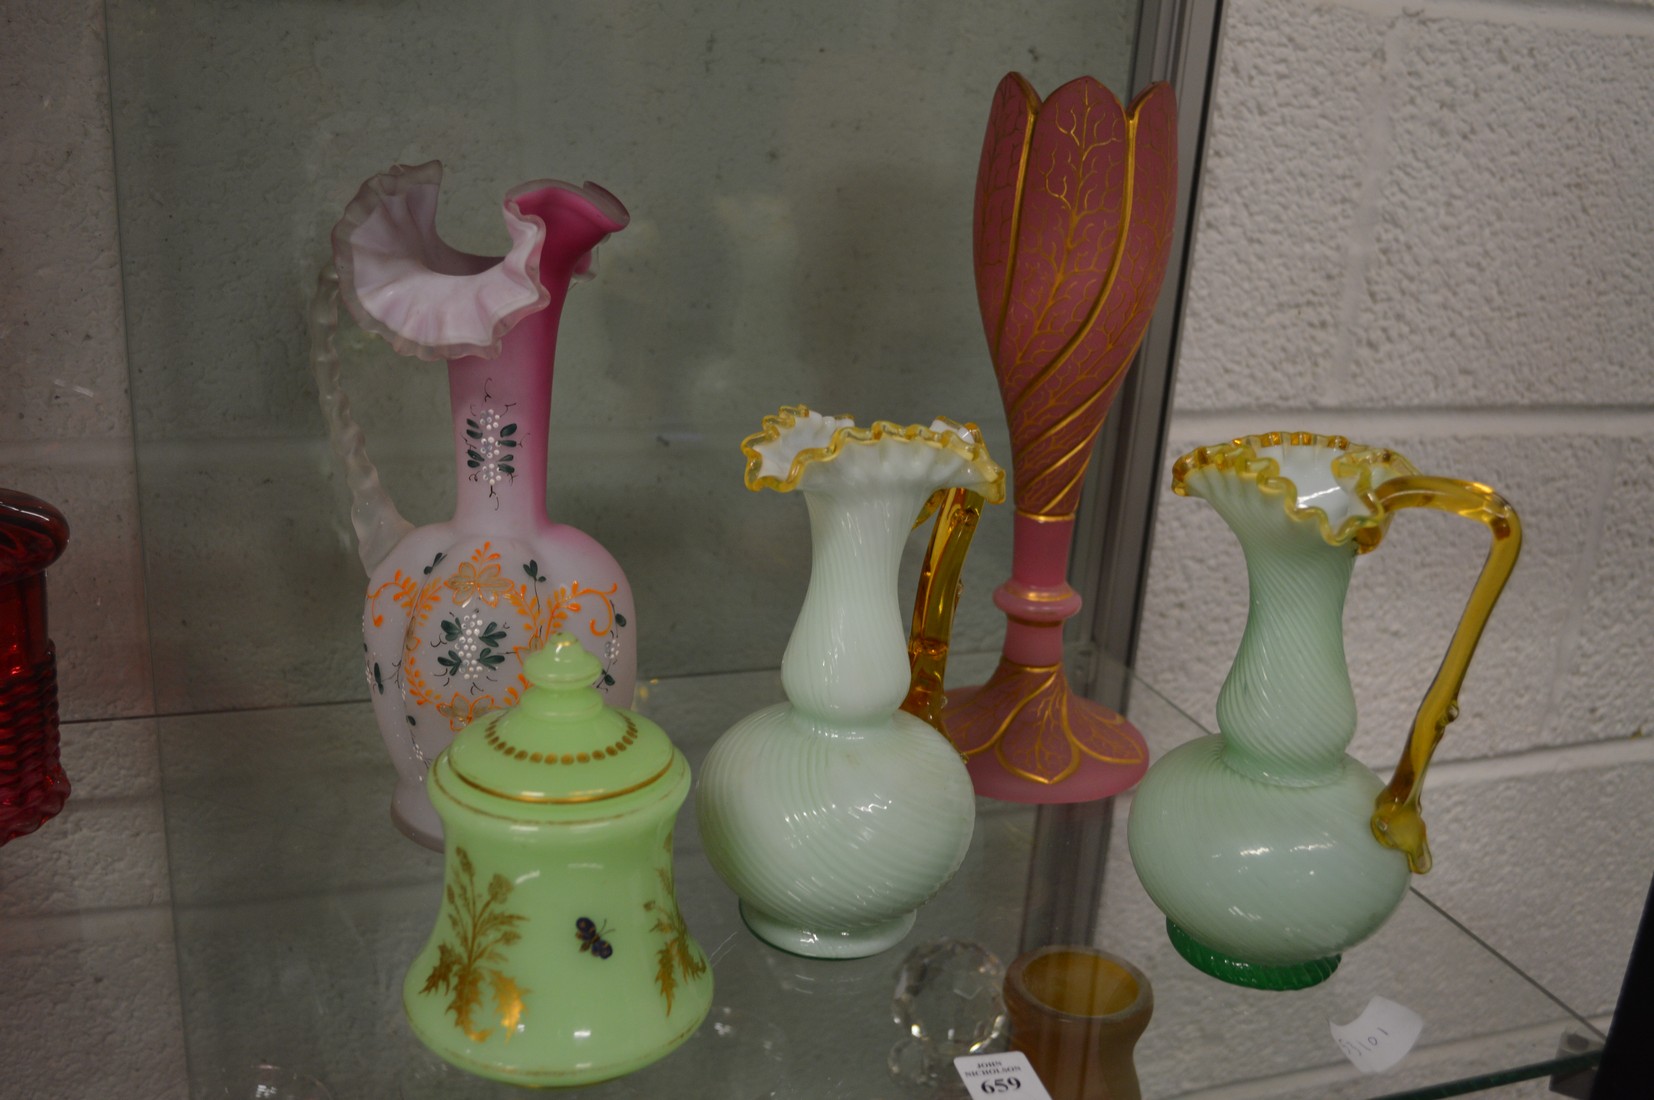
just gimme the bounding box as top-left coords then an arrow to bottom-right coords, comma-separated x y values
1,489 -> 70,845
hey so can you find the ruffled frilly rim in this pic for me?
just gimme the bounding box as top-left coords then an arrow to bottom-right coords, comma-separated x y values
331,161 -> 627,362
1171,431 -> 1420,553
741,405 -> 1008,502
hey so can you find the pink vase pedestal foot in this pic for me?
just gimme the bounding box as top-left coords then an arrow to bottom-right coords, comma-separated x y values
940,517 -> 1152,804
949,676 -> 1148,805
943,515 -> 1147,804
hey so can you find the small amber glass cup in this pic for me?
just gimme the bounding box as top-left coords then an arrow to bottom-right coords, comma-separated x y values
1004,946 -> 1153,1100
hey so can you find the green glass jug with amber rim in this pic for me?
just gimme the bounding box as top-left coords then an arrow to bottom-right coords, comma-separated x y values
1127,433 -> 1521,990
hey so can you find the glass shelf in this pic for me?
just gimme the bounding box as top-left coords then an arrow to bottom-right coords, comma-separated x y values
155,652 -> 1603,1099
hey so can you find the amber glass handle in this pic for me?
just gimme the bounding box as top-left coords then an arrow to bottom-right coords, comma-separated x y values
1368,475 -> 1522,874
901,486 -> 988,734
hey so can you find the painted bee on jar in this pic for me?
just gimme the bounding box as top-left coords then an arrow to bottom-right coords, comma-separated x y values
575,917 -> 613,959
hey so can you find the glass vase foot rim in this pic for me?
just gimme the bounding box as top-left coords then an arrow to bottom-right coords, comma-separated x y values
739,900 -> 917,960
388,797 -> 443,852
1165,918 -> 1340,990
964,752 -> 1148,805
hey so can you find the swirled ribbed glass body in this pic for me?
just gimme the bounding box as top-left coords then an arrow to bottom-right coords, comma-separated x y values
698,426 -> 983,959
1127,441 -> 1412,987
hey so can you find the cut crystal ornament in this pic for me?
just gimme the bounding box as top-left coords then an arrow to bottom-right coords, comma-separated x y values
888,940 -> 1008,1091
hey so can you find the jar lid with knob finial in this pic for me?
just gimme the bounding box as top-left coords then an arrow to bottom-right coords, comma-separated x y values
441,633 -> 676,814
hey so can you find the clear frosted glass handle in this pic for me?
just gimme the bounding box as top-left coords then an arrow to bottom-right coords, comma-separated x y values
1368,475 -> 1522,873
308,263 -> 410,573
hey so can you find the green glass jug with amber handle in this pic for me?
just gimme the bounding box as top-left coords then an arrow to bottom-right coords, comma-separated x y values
1127,433 -> 1521,989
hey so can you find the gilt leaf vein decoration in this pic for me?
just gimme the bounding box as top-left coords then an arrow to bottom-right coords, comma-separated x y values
643,836 -> 707,1015
420,847 -> 530,1042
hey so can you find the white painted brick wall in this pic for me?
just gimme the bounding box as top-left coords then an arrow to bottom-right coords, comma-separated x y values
1137,0 -> 1654,1036
102,0 -> 1128,716
0,0 -> 151,720
0,3 -> 176,1095
0,720 -> 186,1099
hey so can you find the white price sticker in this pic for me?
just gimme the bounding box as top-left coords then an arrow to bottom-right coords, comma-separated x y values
953,1051 -> 1054,1099
1329,996 -> 1425,1073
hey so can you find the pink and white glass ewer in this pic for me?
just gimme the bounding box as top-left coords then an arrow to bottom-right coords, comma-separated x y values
941,74 -> 1178,804
311,162 -> 637,849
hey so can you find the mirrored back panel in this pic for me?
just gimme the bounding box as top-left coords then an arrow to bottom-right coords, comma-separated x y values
107,1 -> 1140,715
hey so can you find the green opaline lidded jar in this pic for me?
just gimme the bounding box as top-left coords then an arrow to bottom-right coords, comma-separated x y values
404,634 -> 712,1087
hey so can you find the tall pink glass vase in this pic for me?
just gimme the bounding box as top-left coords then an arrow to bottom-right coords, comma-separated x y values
942,74 -> 1178,804
312,162 -> 637,849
